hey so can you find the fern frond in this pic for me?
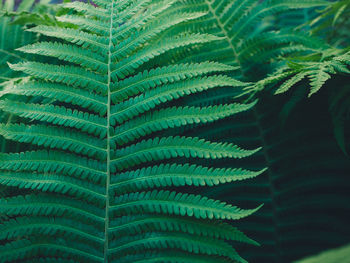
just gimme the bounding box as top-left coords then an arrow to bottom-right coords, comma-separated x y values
17,42 -> 108,73
112,0 -> 177,41
27,26 -> 109,53
110,214 -> 259,244
0,81 -> 107,115
111,33 -> 224,80
108,232 -> 246,263
112,136 -> 260,170
111,190 -> 262,220
0,0 -> 46,84
0,0 -> 262,262
0,150 -> 106,183
116,251 -> 234,263
0,124 -> 107,159
238,31 -> 329,64
113,102 -> 256,145
60,2 -> 111,20
172,0 -> 329,69
275,71 -> 308,94
0,217 -> 104,245
111,61 -> 236,102
0,100 -> 107,137
274,50 -> 350,96
228,0 -> 329,42
9,62 -> 108,94
112,12 -> 206,61
308,0 -> 350,44
0,194 -> 105,223
110,164 -> 266,193
168,2 -> 350,263
0,172 -> 106,203
0,239 -> 104,263
110,75 -> 247,124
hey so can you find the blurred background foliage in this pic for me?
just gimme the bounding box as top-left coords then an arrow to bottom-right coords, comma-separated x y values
174,1 -> 350,262
294,243 -> 350,262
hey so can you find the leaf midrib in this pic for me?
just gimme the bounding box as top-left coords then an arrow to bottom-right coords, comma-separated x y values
104,0 -> 115,261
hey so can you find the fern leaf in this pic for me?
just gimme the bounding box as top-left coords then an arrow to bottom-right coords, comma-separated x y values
111,62 -> 236,102
110,214 -> 259,245
112,0 -> 176,41
110,164 -> 266,193
229,0 -> 329,42
113,102 -> 256,145
112,136 -> 260,170
265,50 -> 350,97
9,62 -> 108,94
275,71 -> 308,94
0,81 -> 107,115
60,2 -> 111,20
0,239 -> 104,262
110,75 -> 247,124
109,232 -> 247,263
112,12 -> 206,61
18,42 -> 108,73
0,0 -> 262,262
117,251 -> 234,263
0,100 -> 107,137
111,190 -> 262,220
0,124 -> 107,159
0,194 -> 105,223
308,66 -> 332,96
0,0 -> 43,84
0,217 -> 104,245
0,151 -> 106,183
174,0 -> 329,70
111,33 -> 224,79
27,26 -> 109,53
0,172 -> 106,203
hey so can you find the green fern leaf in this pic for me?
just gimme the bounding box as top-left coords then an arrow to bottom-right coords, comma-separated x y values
0,0 -> 262,262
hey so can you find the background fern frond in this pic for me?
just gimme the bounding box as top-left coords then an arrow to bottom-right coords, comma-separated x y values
165,1 -> 350,262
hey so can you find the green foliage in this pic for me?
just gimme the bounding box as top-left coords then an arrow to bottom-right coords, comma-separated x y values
170,1 -> 350,263
0,0 -> 265,262
247,48 -> 350,97
1,0 -> 350,263
237,0 -> 350,156
167,0 -> 329,78
0,0 -> 61,158
0,0 -> 37,83
267,48 -> 350,154
308,0 -> 350,45
294,243 -> 350,263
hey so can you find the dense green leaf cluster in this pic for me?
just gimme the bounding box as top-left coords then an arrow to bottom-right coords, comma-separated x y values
172,1 -> 350,262
0,0 -> 266,262
1,0 -> 350,263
